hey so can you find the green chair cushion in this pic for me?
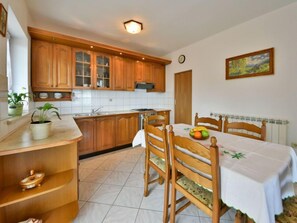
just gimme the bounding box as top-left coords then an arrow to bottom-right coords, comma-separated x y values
276,196 -> 297,223
177,176 -> 213,209
150,156 -> 166,172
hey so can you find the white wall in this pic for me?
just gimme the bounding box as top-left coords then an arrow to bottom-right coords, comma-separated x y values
166,2 -> 297,146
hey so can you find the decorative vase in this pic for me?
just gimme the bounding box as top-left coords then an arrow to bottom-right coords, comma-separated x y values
8,104 -> 24,116
30,121 -> 52,140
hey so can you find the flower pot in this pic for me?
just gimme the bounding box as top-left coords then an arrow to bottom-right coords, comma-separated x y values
8,104 -> 24,116
30,121 -> 52,140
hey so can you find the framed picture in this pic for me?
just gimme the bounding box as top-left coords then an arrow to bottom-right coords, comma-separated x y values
226,48 -> 274,80
0,3 -> 8,37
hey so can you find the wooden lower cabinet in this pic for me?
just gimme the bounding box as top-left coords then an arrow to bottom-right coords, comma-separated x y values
116,114 -> 138,146
75,118 -> 95,155
95,116 -> 116,150
76,114 -> 138,156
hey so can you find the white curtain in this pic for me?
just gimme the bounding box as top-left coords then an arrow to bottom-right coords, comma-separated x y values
6,32 -> 12,92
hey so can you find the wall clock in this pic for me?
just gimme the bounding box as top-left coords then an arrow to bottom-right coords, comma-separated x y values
178,55 -> 186,64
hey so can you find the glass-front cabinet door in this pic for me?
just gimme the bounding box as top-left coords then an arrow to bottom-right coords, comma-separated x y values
94,53 -> 111,89
73,49 -> 92,88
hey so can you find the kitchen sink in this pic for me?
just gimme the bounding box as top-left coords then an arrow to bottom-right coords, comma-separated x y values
74,112 -> 113,117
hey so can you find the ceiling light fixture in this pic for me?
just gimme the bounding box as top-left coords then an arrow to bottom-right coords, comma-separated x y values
124,20 -> 143,34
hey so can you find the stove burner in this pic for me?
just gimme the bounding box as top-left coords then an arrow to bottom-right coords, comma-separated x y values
132,108 -> 154,112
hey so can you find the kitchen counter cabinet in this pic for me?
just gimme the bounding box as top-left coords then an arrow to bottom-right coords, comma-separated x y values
116,113 -> 138,146
76,118 -> 95,155
95,116 -> 116,150
0,116 -> 81,223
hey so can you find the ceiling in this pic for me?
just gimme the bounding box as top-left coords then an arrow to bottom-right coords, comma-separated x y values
25,0 -> 297,57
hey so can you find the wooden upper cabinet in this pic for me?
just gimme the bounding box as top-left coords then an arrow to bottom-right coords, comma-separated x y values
148,63 -> 165,92
31,40 -> 53,89
143,62 -> 153,83
124,58 -> 135,91
72,49 -> 92,89
94,53 -> 112,90
113,56 -> 125,90
53,44 -> 72,89
31,40 -> 72,91
113,56 -> 135,91
135,61 -> 144,82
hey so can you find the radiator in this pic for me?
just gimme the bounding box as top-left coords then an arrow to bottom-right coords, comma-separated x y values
210,112 -> 289,145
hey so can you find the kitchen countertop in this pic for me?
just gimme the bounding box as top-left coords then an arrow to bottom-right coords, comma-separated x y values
0,115 -> 82,156
73,108 -> 171,119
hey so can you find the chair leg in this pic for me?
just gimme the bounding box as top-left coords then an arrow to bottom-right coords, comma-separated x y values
143,158 -> 149,197
158,175 -> 164,185
163,176 -> 169,222
170,185 -> 176,223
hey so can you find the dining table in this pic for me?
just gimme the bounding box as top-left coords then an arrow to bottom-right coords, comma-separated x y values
132,123 -> 297,223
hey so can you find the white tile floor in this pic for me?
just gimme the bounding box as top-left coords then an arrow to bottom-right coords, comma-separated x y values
74,146 -> 236,223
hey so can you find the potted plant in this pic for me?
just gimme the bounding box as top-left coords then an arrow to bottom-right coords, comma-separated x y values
8,91 -> 30,116
30,103 -> 61,140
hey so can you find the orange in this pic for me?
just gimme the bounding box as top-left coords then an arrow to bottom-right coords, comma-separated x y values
194,131 -> 202,139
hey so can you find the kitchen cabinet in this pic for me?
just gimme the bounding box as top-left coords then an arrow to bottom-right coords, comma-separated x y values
75,118 -> 95,155
94,53 -> 112,89
72,49 -> 92,88
135,60 -> 144,82
116,113 -> 138,146
73,49 -> 112,90
148,63 -> 165,92
95,116 -> 116,150
75,113 -> 139,156
0,117 -> 80,223
113,56 -> 135,91
32,40 -> 72,91
157,110 -> 170,125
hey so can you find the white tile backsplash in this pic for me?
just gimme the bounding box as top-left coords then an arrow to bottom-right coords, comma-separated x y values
34,90 -> 173,115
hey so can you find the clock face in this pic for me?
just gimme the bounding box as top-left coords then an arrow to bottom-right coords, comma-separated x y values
178,55 -> 185,64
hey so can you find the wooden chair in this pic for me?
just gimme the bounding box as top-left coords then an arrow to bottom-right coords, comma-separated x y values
168,125 -> 229,223
223,116 -> 266,141
194,113 -> 223,131
143,121 -> 170,222
145,114 -> 166,127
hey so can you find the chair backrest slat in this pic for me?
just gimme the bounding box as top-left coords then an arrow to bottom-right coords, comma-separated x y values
148,143 -> 165,159
174,158 -> 213,190
224,116 -> 266,141
195,113 -> 223,132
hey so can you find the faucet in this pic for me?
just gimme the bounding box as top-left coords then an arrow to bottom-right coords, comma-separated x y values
91,106 -> 103,114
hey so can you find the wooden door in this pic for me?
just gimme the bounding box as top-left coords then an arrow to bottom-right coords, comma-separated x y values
175,70 -> 192,124
113,56 -> 124,90
75,118 -> 95,155
124,58 -> 135,91
31,40 -> 53,90
95,116 -> 116,150
53,44 -> 72,89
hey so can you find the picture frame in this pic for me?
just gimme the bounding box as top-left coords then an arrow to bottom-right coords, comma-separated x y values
226,48 -> 274,80
0,3 -> 8,37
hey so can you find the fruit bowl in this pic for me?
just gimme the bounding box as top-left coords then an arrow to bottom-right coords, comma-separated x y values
189,126 -> 209,140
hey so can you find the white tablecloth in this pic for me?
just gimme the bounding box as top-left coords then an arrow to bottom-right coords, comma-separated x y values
132,124 -> 297,223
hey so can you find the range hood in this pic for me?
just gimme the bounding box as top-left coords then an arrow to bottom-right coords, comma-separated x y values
135,82 -> 155,90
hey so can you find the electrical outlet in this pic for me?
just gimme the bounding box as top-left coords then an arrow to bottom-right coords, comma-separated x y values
291,142 -> 297,149
109,98 -> 112,102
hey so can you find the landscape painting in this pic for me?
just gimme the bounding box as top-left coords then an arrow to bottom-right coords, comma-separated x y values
226,48 -> 274,80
